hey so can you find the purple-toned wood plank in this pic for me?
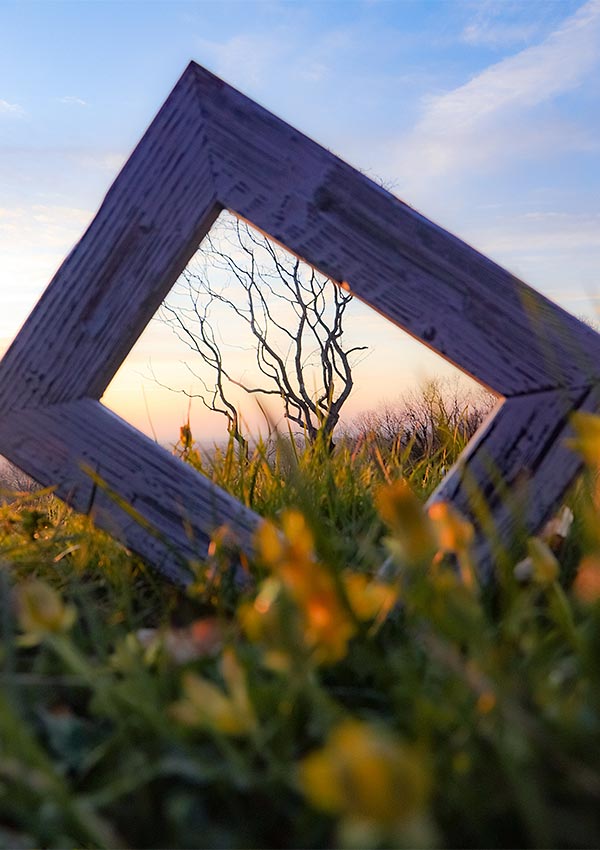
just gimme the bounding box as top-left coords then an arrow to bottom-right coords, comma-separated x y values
0,68 -> 219,411
430,387 -> 597,574
0,60 -> 598,582
191,63 -> 600,397
0,399 -> 261,584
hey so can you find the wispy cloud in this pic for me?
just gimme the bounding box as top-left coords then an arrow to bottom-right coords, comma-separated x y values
461,1 -> 547,48
0,99 -> 24,115
0,203 -> 91,252
58,95 -> 87,107
197,32 -> 285,87
196,24 -> 352,90
468,211 -> 600,257
462,19 -> 540,48
395,0 -> 600,184
72,151 -> 126,172
0,203 -> 93,340
454,209 -> 600,315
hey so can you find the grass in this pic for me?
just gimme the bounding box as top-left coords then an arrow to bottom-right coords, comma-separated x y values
1,412 -> 600,849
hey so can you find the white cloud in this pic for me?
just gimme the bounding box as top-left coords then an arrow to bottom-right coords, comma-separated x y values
452,210 -> 600,318
0,204 -> 91,245
0,203 -> 93,340
196,33 -> 283,87
395,0 -> 600,183
58,95 -> 88,107
297,61 -> 328,83
73,151 -> 126,172
467,211 -> 600,256
439,1 -> 599,120
0,99 -> 23,115
462,19 -> 540,48
196,25 -> 351,90
460,0 -> 548,48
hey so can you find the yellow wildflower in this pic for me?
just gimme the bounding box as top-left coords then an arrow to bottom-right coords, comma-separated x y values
569,412 -> 600,469
255,519 -> 284,567
281,510 -> 314,562
256,510 -> 313,571
298,720 -> 429,828
304,587 -> 356,664
255,513 -> 311,600
170,648 -> 256,736
573,554 -> 600,605
429,501 -> 476,588
239,578 -> 298,672
343,573 -> 397,621
239,577 -> 282,641
376,481 -> 436,564
253,512 -> 357,664
428,501 -> 474,553
17,580 -> 76,645
476,691 -> 496,716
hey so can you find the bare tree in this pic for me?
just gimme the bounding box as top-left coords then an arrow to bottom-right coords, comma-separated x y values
160,215 -> 367,448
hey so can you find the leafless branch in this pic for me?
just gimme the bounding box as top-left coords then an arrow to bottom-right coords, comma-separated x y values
159,215 -> 367,446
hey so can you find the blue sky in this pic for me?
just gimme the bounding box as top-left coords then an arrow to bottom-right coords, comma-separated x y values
1,0 -> 599,441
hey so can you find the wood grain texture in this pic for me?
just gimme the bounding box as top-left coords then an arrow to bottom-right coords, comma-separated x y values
191,63 -> 600,397
0,399 -> 261,584
0,65 -> 220,411
429,386 -> 599,575
0,59 -> 598,583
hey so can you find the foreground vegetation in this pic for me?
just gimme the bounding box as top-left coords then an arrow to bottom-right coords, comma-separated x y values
1,404 -> 600,849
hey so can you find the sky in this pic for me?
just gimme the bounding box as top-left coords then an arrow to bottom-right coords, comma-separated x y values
1,0 -> 599,444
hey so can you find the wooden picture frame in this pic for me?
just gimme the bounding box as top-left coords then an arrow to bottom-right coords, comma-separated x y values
1,61 -> 598,583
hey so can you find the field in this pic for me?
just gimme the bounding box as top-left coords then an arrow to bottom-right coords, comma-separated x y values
1,407 -> 600,849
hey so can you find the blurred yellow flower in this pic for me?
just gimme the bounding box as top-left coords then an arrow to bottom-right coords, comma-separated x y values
304,588 -> 356,664
252,512 -> 398,665
255,520 -> 284,567
255,510 -> 313,573
239,576 -> 284,639
429,501 -> 476,588
573,555 -> 600,605
298,720 -> 430,829
17,580 -> 76,645
253,512 -> 358,664
428,502 -> 474,553
343,573 -> 397,622
376,481 -> 436,564
239,578 -> 298,672
170,648 -> 256,736
476,691 -> 496,716
569,412 -> 600,469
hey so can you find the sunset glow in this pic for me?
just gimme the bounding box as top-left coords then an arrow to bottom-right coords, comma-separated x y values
2,0 -> 599,444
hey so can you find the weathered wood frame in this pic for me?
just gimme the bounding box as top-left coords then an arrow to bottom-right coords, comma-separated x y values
1,61 -> 599,583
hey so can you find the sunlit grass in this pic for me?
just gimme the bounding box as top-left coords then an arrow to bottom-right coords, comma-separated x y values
0,401 -> 599,848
